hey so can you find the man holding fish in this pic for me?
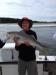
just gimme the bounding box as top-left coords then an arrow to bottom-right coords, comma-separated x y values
13,17 -> 48,75
13,17 -> 38,75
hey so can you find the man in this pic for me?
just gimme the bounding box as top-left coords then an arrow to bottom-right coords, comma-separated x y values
0,17 -> 48,75
14,17 -> 47,75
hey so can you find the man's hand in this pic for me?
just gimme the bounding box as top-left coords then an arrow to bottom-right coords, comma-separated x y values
13,36 -> 21,46
23,39 -> 31,46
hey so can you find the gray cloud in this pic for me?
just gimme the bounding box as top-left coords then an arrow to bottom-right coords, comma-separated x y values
0,0 -> 56,21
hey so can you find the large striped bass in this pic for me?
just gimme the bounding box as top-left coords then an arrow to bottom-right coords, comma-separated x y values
8,30 -> 49,52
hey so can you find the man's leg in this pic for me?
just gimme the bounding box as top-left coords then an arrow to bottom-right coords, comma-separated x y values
27,61 -> 38,75
18,59 -> 27,75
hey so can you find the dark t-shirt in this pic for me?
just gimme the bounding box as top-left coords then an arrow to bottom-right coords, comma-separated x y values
15,30 -> 37,61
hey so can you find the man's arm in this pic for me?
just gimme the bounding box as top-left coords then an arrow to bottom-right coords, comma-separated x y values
0,39 -> 5,48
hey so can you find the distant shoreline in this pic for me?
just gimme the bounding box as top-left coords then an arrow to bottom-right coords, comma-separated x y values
0,17 -> 56,23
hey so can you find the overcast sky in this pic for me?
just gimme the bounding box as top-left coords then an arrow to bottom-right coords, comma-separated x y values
0,0 -> 56,21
